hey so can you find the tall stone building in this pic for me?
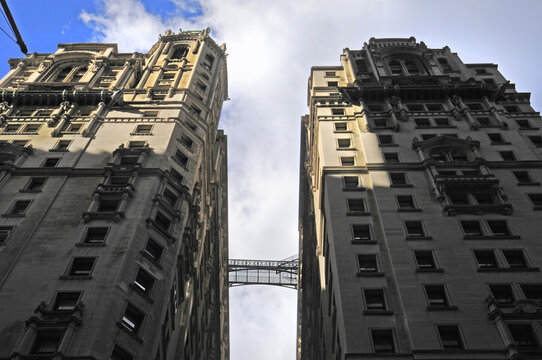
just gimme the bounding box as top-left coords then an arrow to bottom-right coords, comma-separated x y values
299,37 -> 542,359
0,28 -> 229,360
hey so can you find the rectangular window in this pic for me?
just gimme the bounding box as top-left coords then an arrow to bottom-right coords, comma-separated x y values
508,324 -> 539,348
337,138 -> 351,148
489,284 -> 515,305
529,135 -> 542,146
358,254 -> 378,272
154,211 -> 172,232
23,124 -> 41,133
111,345 -> 134,360
343,176 -> 359,189
499,151 -> 517,161
504,105 -> 520,113
179,135 -> 194,149
405,221 -> 426,238
487,133 -> 505,144
9,200 -> 31,215
487,220 -> 511,236
396,195 -> 416,210
30,330 -> 64,355
466,103 -> 483,110
520,284 -> 542,301
169,168 -> 184,184
473,250 -> 498,269
414,251 -> 436,270
68,257 -> 96,277
383,153 -> 399,163
53,140 -> 71,151
327,81 -> 338,87
83,227 -> 109,244
334,122 -> 347,131
12,139 -> 29,147
162,188 -> 178,207
476,117 -> 491,126
42,158 -> 60,168
371,329 -> 396,353
415,118 -> 431,127
352,225 -> 371,242
372,118 -> 387,128
426,104 -> 443,111
378,135 -> 394,145
4,124 -> 21,133
134,268 -> 156,295
341,157 -> 355,166
437,325 -> 464,349
52,291 -> 81,311
97,199 -> 120,212
528,193 -> 542,208
120,156 -> 138,165
347,199 -> 365,212
66,123 -> 83,133
513,171 -> 536,185
110,176 -> 130,185
121,303 -> 145,334
364,289 -> 387,311
143,238 -> 163,262
0,226 -> 14,244
389,173 -> 408,186
425,285 -> 450,306
134,124 -> 152,134
407,104 -> 423,111
25,177 -> 47,191
434,118 -> 450,127
128,141 -> 146,149
448,192 -> 469,205
325,71 -> 336,77
332,108 -> 345,115
174,150 -> 189,168
515,119 -> 533,129
502,249 -> 528,268
421,134 -> 437,140
460,220 -> 483,237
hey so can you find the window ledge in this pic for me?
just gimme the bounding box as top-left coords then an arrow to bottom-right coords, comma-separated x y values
398,208 -> 422,212
464,235 -> 521,240
406,236 -> 433,241
357,271 -> 385,277
517,182 -> 541,186
478,267 -> 539,272
390,184 -> 413,188
363,310 -> 394,316
19,189 -> 42,193
379,144 -> 399,147
416,268 -> 444,273
490,142 -> 512,145
346,211 -> 371,216
59,275 -> 93,280
518,127 -> 540,130
426,305 -> 458,311
140,250 -> 163,270
145,218 -> 176,243
1,213 -> 25,218
533,206 -> 542,211
116,322 -> 144,344
333,130 -> 353,134
129,283 -> 155,304
130,132 -> 153,136
351,240 -> 377,245
75,242 -> 106,247
337,147 -> 357,151
343,187 -> 366,192
48,149 -> 69,152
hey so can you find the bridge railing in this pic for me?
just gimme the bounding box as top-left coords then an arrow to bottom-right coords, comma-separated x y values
228,258 -> 299,289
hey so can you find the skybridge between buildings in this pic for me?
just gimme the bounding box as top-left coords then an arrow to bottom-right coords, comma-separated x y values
228,255 -> 298,289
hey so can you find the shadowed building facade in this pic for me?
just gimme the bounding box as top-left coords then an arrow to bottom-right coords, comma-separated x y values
0,29 -> 229,360
298,37 -> 542,359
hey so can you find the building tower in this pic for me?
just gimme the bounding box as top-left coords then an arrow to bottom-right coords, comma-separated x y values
0,28 -> 229,360
299,37 -> 542,359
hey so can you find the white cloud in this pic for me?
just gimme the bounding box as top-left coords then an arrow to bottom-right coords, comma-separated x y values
80,1 -> 542,358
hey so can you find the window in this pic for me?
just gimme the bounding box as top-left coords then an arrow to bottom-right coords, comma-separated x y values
169,168 -> 184,184
12,140 -> 29,147
67,257 -> 96,277
473,250 -> 498,269
487,220 -> 511,236
405,221 -> 427,238
437,325 -> 464,349
364,289 -> 387,311
344,176 -> 359,189
8,200 -> 31,215
179,135 -> 193,149
341,157 -> 354,166
110,344 -> 134,360
528,194 -> 542,208
466,103 -> 483,110
425,285 -> 450,307
489,284 -> 515,305
53,140 -> 71,151
438,58 -> 452,73
504,105 -> 520,113
24,177 -> 47,191
337,139 -> 351,148
358,254 -> 378,272
78,107 -> 93,117
390,173 -> 408,186
415,118 -> 431,127
373,118 -> 388,128
426,104 -> 443,111
434,118 -> 449,127
42,158 -> 60,168
334,122 -> 347,131
502,250 -> 529,268
332,108 -> 344,115
407,104 -> 423,111
508,324 -> 539,348
499,151 -> 517,161
52,291 -> 81,311
475,68 -> 488,74
143,238 -> 163,262
347,199 -> 365,212
487,133 -> 506,144
0,226 -> 14,244
516,119 -> 534,129
378,135 -> 395,145
367,104 -> 383,111
128,141 -> 146,149
134,268 -> 156,295
327,81 -> 338,87
143,110 -> 159,117
4,124 -> 21,133
134,124 -> 153,134
83,227 -> 109,245
196,81 -> 207,92
352,225 -> 372,242
529,135 -> 542,146
64,123 -> 83,133
30,330 -> 64,355
97,199 -> 120,212
121,303 -> 145,334
414,251 -> 437,270
203,54 -> 214,70
371,329 -> 395,353
383,153 -> 399,163
460,220 -> 483,236
162,188 -> 178,207
120,156 -> 138,165
154,211 -> 172,232
110,176 -> 130,185
476,117 -> 492,126
483,78 -> 495,84
520,284 -> 542,301
174,150 -> 189,168
396,195 -> 416,210
325,71 -> 336,77
513,171 -> 536,185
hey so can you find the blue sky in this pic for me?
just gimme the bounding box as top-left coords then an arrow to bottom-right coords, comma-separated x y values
2,1 -> 542,359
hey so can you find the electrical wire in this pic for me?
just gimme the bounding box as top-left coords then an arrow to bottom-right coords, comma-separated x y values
0,23 -> 16,43
0,6 -> 14,34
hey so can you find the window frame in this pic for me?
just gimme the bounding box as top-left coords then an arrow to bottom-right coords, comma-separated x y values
370,328 -> 397,353
404,220 -> 431,240
436,324 -> 466,350
363,288 -> 389,313
64,257 -> 97,279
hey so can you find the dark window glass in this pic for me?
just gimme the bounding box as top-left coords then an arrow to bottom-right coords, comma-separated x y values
421,134 -> 437,140
97,199 -> 120,212
128,141 -> 146,149
434,118 -> 449,127
466,103 -> 483,110
25,177 -> 47,190
528,193 -> 542,206
448,192 -> 469,205
502,250 -> 528,268
474,250 -> 498,269
154,212 -> 171,232
179,135 -> 194,149
477,117 -> 491,126
397,195 -> 416,209
54,140 -> 71,150
508,324 -> 539,348
43,158 -> 60,168
143,238 -> 163,262
450,151 -> 468,162
337,139 -> 351,148
437,325 -> 464,349
415,251 -> 436,269
162,189 -> 178,207
4,124 -> 21,132
364,289 -> 386,311
52,292 -> 81,311
110,176 -> 130,185
378,135 -> 394,145
504,105 -> 520,113
425,285 -> 449,306
487,220 -> 511,236
390,173 -> 407,185
460,220 -> 483,236
373,118 -> 387,128
332,108 -> 345,115
341,157 -> 354,166
327,81 -> 338,87
383,153 -> 399,163
31,331 -> 64,355
499,151 -> 517,161
170,168 -> 184,184
389,60 -> 402,75
84,227 -> 108,244
335,122 -> 347,131
9,200 -> 30,215
348,199 -> 365,212
407,104 -> 423,111
405,221 -> 425,237
111,345 -> 134,360
513,171 -> 534,184
415,118 -> 431,127
489,284 -> 515,305
472,192 -> 494,205
529,136 -> 542,146
488,133 -> 505,143
135,124 -> 152,134
68,257 -> 96,276
120,156 -> 138,165
358,254 -> 378,272
520,284 -> 542,301
23,124 -> 40,132
134,268 -> 156,295
0,226 -> 14,244
12,140 -> 29,147
371,329 -> 395,353
344,176 -> 358,189
426,104 -> 442,111
516,119 -> 533,129
121,303 -> 145,333
404,60 -> 419,75
353,225 -> 371,242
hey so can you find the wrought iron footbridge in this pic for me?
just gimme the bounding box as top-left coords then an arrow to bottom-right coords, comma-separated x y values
228,255 -> 298,289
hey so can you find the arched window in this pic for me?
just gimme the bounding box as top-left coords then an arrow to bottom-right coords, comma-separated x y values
53,66 -> 73,82
387,57 -> 424,76
171,46 -> 188,60
71,66 -> 87,82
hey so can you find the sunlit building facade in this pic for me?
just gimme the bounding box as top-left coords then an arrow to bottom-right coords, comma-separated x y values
299,37 -> 542,359
0,29 -> 229,360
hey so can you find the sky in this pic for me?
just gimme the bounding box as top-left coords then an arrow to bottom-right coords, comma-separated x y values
1,1 -> 542,359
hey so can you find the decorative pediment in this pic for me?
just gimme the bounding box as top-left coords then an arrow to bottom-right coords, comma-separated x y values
412,135 -> 479,152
